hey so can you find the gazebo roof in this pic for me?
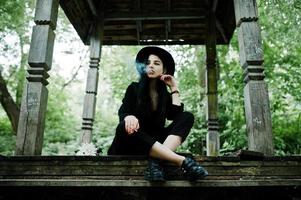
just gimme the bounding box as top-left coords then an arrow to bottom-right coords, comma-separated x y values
59,0 -> 236,45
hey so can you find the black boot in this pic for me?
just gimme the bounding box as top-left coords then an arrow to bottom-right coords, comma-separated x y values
144,158 -> 165,181
181,157 -> 208,181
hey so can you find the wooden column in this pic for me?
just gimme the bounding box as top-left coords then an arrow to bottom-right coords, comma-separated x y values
80,24 -> 103,144
205,7 -> 219,156
15,0 -> 59,155
234,0 -> 274,155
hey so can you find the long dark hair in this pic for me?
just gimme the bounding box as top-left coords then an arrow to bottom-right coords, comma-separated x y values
136,63 -> 169,121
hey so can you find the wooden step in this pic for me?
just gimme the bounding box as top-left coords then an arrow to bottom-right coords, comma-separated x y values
1,155 -> 300,187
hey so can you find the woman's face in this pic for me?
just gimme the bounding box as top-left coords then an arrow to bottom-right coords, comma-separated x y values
146,54 -> 165,78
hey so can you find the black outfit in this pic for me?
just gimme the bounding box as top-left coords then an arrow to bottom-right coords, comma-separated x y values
108,82 -> 194,155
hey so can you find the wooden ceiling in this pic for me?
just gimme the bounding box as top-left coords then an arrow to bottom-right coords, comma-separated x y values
59,0 -> 236,45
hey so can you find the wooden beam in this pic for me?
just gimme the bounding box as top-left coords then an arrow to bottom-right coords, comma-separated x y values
87,0 -> 99,18
103,11 -> 205,21
215,17 -> 229,44
205,6 -> 219,156
165,0 -> 171,44
234,0 -> 274,155
210,0 -> 229,45
234,0 -> 258,26
1,179 -> 301,187
34,0 -> 59,30
212,0 -> 218,12
28,26 -> 55,71
1,155 -> 300,187
134,0 -> 142,45
80,23 -> 103,144
15,0 -> 59,155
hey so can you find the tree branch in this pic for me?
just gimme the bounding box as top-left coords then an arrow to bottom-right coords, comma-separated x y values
0,70 -> 20,134
61,49 -> 88,90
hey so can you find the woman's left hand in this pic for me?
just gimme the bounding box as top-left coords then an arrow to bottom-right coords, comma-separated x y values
160,74 -> 177,89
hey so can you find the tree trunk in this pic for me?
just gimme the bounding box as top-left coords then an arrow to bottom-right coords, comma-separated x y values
16,19 -> 28,106
0,71 -> 20,134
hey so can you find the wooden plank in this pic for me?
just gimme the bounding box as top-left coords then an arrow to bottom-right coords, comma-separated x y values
2,163 -> 300,176
234,0 -> 258,26
0,179 -> 300,187
103,11 -> 205,21
103,28 -> 205,37
244,81 -> 274,155
34,0 -> 59,30
3,166 -> 301,176
15,83 -> 48,155
236,149 -> 264,160
104,24 -> 137,31
4,175 -> 300,181
59,0 -> 91,45
1,155 -> 301,162
19,160 -> 301,167
1,159 -> 300,167
28,25 -> 55,71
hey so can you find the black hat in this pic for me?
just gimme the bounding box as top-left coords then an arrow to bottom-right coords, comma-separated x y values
135,46 -> 175,75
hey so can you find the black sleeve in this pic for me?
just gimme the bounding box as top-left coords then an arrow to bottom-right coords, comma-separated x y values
118,82 -> 138,122
166,95 -> 184,120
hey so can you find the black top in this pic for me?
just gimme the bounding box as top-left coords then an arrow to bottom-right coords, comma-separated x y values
118,82 -> 184,132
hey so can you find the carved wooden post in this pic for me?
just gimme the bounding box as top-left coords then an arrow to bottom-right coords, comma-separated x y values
234,0 -> 274,155
15,0 -> 59,155
80,24 -> 103,144
205,7 -> 219,156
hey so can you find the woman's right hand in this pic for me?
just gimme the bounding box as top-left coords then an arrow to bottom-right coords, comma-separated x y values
124,115 -> 140,135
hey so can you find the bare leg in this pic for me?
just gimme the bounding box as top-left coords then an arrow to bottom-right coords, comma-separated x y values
149,142 -> 185,166
163,135 -> 182,151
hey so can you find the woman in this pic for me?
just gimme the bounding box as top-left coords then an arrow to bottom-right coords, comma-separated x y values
108,46 -> 208,181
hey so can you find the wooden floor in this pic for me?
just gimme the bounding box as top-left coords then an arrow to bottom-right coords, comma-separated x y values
1,155 -> 301,187
0,155 -> 300,199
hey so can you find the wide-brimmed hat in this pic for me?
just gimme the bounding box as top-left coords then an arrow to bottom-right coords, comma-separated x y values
135,46 -> 175,75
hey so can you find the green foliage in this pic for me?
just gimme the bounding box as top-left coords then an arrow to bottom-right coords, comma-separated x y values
100,46 -> 140,100
42,76 -> 79,155
273,113 -> 301,155
0,0 -> 25,31
92,110 -> 118,154
216,39 -> 248,154
0,117 -> 15,155
258,1 -> 301,155
175,46 -> 207,154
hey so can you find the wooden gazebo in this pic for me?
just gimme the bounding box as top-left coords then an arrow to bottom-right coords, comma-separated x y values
16,0 -> 273,156
0,0 -> 300,199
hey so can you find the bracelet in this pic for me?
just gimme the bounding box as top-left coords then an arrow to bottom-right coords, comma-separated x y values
170,90 -> 179,95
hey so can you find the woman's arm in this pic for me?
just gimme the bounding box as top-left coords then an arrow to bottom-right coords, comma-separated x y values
118,82 -> 140,134
160,74 -> 181,105
118,82 -> 137,122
